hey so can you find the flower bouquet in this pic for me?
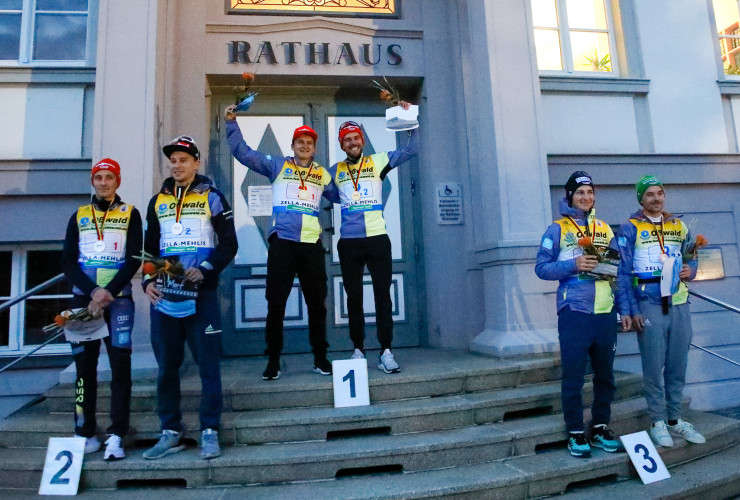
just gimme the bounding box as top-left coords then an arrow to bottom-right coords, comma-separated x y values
579,236 -> 620,287
371,77 -> 419,131
234,72 -> 258,112
43,308 -> 108,343
683,234 -> 708,262
136,250 -> 184,279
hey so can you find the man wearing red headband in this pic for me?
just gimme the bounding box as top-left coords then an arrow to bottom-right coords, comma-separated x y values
61,158 -> 142,461
329,102 -> 418,374
225,105 -> 338,381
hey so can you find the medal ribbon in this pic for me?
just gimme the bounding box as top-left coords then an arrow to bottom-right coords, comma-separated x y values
294,160 -> 314,191
347,157 -> 364,193
175,183 -> 191,223
566,215 -> 595,240
652,217 -> 666,255
90,203 -> 110,242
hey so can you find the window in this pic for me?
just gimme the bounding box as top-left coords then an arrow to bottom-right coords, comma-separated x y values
0,0 -> 92,66
713,0 -> 740,75
531,0 -> 618,74
228,0 -> 398,17
0,248 -> 71,355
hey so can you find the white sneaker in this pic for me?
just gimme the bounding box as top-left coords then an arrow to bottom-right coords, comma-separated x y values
378,349 -> 400,373
76,434 -> 101,454
649,420 -> 674,447
668,419 -> 706,444
104,434 -> 125,461
351,349 -> 365,360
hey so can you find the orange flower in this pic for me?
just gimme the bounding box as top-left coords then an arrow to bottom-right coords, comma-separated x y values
242,72 -> 255,84
142,262 -> 157,276
54,315 -> 67,327
578,236 -> 592,247
695,234 -> 707,248
380,90 -> 392,102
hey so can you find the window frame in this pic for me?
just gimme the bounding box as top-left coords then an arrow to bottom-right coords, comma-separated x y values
0,0 -> 97,68
711,0 -> 740,79
532,0 -> 621,77
0,245 -> 71,356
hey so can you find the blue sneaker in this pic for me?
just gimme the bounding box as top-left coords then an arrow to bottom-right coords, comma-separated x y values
590,425 -> 624,453
200,429 -> 221,459
568,432 -> 591,458
143,430 -> 185,460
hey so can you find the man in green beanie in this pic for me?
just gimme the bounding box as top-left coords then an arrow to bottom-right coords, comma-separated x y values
616,175 -> 705,448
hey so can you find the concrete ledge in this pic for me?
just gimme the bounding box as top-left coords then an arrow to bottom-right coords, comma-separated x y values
469,327 -> 559,357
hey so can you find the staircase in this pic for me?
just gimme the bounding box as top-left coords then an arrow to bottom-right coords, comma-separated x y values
0,348 -> 738,498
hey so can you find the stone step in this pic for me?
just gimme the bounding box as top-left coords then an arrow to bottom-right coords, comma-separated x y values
560,439 -> 740,499
41,349 -> 563,413
0,409 -> 736,497
0,372 -> 642,448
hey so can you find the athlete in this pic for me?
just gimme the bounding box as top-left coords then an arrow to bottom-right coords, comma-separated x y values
61,158 -> 142,461
617,175 -> 706,448
329,104 -> 418,373
225,105 -> 337,380
535,171 -> 628,458
143,136 -> 237,460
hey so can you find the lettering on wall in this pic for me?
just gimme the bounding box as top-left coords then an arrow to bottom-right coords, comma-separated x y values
228,41 -> 402,66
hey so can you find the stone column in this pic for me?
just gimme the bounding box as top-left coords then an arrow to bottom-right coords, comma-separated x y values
459,0 -> 558,356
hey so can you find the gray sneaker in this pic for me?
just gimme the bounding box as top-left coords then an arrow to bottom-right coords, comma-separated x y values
351,348 -> 365,360
143,430 -> 185,460
201,428 -> 221,459
378,349 -> 400,373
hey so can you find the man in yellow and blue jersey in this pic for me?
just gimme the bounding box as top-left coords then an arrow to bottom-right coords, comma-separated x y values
61,158 -> 142,461
225,104 -> 338,381
617,175 -> 706,448
143,136 -> 237,460
329,104 -> 418,373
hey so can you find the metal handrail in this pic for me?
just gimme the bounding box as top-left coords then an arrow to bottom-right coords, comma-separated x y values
689,290 -> 740,367
0,273 -> 65,313
0,272 -> 66,375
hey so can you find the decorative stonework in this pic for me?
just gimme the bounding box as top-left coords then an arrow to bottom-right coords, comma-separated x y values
229,0 -> 397,17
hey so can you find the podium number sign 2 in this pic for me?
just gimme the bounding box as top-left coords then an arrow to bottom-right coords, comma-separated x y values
620,431 -> 671,485
333,358 -> 370,408
39,437 -> 86,495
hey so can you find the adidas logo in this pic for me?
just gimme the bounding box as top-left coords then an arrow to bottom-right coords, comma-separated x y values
204,324 -> 222,335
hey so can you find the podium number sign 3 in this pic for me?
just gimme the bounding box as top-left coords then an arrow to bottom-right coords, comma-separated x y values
332,358 -> 370,408
39,437 -> 86,495
620,431 -> 671,484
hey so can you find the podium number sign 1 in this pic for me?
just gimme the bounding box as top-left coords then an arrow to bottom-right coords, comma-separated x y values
39,437 -> 86,495
332,358 -> 370,408
620,431 -> 671,485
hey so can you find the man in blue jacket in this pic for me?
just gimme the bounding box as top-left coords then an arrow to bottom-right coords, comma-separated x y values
224,105 -> 338,381
143,136 -> 237,460
536,171 -> 628,458
617,175 -> 705,448
328,110 -> 417,373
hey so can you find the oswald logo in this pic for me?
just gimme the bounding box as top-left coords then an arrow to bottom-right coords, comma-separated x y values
120,205 -> 128,212
158,203 -> 168,213
640,230 -> 650,240
285,168 -> 294,175
338,171 -> 346,179
80,217 -> 90,226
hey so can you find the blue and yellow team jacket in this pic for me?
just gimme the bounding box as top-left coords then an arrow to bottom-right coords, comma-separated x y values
143,175 -> 237,317
617,209 -> 697,315
535,199 -> 627,315
61,195 -> 143,299
329,128 -> 418,239
226,120 -> 337,243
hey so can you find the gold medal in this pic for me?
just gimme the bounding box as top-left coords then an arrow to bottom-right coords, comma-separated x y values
352,191 -> 361,201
